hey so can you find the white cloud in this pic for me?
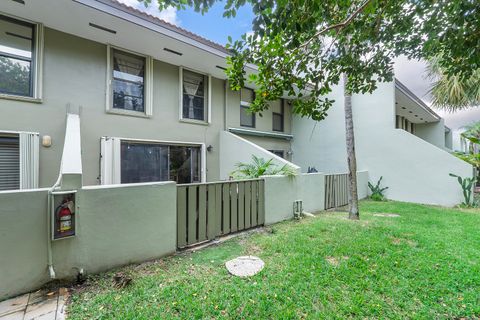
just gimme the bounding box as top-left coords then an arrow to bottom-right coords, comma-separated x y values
117,0 -> 180,26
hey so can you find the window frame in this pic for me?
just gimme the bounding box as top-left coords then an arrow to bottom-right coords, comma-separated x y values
179,66 -> 211,125
101,136 -> 206,184
0,14 -> 43,103
0,129 -> 39,190
240,88 -> 256,128
106,45 -> 153,117
272,99 -> 285,132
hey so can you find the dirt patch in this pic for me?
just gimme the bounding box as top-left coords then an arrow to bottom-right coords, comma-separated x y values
391,238 -> 402,245
373,213 -> 400,218
245,243 -> 262,255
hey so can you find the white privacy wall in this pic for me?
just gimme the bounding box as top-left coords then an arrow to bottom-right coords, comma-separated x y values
292,80 -> 473,207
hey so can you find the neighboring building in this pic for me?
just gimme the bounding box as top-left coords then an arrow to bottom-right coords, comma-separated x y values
292,80 -> 472,206
0,0 -> 472,206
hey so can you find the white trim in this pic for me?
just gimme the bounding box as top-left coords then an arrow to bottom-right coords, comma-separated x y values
228,127 -> 294,140
178,66 -> 183,121
0,129 -> 39,136
0,130 -> 40,189
201,143 -> 207,182
34,23 -> 44,100
74,0 -> 230,59
179,66 -> 211,124
207,74 -> 212,124
105,44 -> 153,117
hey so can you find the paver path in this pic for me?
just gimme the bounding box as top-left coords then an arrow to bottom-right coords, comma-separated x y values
0,288 -> 68,320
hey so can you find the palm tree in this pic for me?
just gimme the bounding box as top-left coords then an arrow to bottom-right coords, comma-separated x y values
426,57 -> 480,112
230,155 -> 297,179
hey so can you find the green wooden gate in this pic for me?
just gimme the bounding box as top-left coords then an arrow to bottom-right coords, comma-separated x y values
177,179 -> 265,248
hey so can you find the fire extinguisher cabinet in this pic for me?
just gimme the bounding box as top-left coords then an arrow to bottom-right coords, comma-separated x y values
51,190 -> 77,240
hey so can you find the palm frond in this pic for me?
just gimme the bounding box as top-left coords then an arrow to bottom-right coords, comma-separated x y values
230,155 -> 297,179
427,57 -> 480,112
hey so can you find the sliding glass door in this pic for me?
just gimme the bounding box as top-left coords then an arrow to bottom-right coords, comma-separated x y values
121,141 -> 201,184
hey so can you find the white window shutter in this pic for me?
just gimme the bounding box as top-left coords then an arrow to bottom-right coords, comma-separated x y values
19,132 -> 39,189
100,137 -> 121,184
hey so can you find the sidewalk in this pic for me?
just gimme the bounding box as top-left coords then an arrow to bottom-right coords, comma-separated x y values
0,288 -> 68,320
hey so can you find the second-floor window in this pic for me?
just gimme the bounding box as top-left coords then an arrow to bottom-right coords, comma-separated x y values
0,15 -> 42,99
272,99 -> 285,132
182,69 -> 209,121
240,88 -> 255,127
107,46 -> 153,116
112,49 -> 145,112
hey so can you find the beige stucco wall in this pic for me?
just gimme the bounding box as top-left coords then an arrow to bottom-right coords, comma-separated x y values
0,181 -> 176,300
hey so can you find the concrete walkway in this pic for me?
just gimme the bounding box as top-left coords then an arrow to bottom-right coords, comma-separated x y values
0,288 -> 68,320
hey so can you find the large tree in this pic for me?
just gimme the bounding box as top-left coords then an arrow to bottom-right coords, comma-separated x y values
142,0 -> 479,219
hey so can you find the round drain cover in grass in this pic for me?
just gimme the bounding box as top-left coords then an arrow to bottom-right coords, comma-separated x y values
225,256 -> 264,277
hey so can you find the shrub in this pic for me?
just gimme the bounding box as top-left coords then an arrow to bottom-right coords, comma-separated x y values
230,155 -> 297,179
368,176 -> 389,201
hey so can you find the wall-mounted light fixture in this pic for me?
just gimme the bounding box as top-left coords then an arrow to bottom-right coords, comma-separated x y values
207,145 -> 213,152
42,135 -> 52,147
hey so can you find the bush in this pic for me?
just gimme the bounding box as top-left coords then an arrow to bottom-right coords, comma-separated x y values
368,176 -> 388,201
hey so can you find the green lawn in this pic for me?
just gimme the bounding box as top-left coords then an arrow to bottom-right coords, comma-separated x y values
68,201 -> 480,319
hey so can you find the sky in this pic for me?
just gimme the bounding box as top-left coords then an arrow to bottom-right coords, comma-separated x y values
118,0 -> 480,130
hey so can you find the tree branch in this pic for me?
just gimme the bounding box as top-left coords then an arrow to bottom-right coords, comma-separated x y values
299,0 -> 374,49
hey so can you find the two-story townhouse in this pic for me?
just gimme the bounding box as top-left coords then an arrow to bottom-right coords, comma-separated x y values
0,0 -> 472,207
0,0 -> 294,190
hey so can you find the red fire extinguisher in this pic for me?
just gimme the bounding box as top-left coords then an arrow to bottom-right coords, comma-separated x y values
55,198 -> 74,233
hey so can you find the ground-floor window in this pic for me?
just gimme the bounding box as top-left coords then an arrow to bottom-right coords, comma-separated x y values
120,141 -> 201,184
0,135 -> 20,190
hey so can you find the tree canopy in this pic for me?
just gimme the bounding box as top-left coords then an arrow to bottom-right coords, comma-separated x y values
141,0 -> 480,120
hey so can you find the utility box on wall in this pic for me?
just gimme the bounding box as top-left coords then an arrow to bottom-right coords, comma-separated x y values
51,190 -> 77,240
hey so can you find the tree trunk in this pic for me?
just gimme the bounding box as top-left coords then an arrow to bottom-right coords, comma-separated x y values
343,74 -> 359,220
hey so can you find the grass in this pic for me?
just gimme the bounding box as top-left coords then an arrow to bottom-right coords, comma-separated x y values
68,201 -> 480,319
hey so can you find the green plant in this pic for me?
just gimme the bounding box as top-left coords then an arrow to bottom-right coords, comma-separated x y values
368,176 -> 388,201
449,173 -> 477,207
230,155 -> 297,179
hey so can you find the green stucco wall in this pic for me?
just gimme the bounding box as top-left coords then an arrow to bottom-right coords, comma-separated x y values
0,27 -> 298,187
0,182 -> 176,300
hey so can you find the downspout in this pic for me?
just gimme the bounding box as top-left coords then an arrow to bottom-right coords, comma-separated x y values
46,172 -> 62,279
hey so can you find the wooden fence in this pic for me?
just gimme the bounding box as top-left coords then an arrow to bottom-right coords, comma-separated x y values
177,179 -> 265,248
324,173 -> 349,209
